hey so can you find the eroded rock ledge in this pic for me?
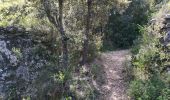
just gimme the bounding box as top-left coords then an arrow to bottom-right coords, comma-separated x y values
0,26 -> 52,99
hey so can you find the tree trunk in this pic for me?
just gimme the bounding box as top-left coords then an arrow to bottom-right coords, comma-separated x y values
60,27 -> 68,68
58,0 -> 68,68
42,0 -> 69,68
82,0 -> 92,65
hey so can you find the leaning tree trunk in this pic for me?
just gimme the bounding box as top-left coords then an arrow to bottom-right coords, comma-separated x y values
82,0 -> 92,65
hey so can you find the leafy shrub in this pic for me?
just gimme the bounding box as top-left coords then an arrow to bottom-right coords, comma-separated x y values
128,77 -> 168,100
157,88 -> 170,100
129,1 -> 170,99
103,0 -> 156,50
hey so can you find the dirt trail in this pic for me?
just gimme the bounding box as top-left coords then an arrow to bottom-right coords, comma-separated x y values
93,50 -> 131,100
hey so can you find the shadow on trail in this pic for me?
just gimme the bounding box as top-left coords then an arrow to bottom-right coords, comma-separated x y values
91,50 -> 131,100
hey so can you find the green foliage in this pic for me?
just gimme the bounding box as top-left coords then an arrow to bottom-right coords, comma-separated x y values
64,96 -> 72,100
157,88 -> 170,100
130,1 -> 170,99
103,0 -> 157,50
53,71 -> 65,83
0,0 -> 38,27
12,47 -> 22,58
128,77 -> 169,100
104,13 -> 139,49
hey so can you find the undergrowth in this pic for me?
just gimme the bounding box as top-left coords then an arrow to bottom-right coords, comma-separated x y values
129,1 -> 170,99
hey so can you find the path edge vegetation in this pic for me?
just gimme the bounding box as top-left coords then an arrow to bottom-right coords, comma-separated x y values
128,1 -> 170,99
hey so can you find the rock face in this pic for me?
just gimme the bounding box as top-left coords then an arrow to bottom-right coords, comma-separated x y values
163,15 -> 170,45
0,26 -> 50,99
149,14 -> 170,77
164,31 -> 170,45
